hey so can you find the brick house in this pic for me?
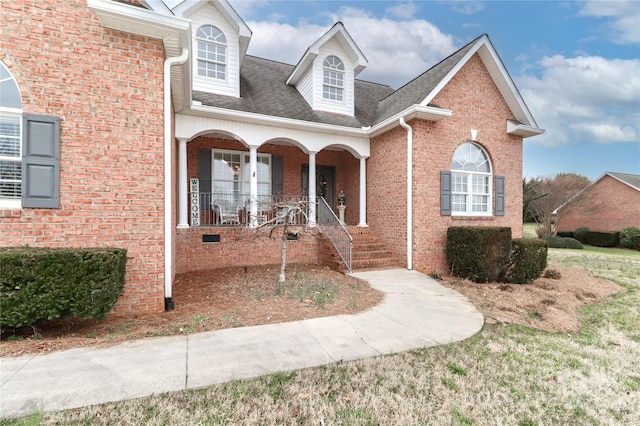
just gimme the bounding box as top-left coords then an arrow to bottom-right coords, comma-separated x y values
556,172 -> 640,233
0,0 -> 544,314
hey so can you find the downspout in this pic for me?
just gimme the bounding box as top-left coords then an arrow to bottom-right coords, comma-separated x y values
399,117 -> 413,270
164,48 -> 189,311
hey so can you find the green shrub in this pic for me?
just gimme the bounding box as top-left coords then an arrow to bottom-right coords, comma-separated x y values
584,231 -> 619,247
574,226 -> 590,243
619,227 -> 640,250
556,231 -> 574,238
0,247 -> 127,328
500,239 -> 548,284
446,227 -> 512,283
542,236 -> 584,249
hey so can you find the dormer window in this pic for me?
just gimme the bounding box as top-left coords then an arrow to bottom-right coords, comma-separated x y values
196,25 -> 227,80
322,56 -> 344,101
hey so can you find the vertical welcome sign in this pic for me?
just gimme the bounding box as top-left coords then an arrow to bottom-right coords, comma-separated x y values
190,178 -> 200,226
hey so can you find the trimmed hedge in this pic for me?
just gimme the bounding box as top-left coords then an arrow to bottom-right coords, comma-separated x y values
584,231 -> 619,247
0,247 -> 127,328
446,227 -> 512,283
556,231 -> 574,238
543,236 -> 584,249
574,226 -> 590,243
619,227 -> 640,250
500,239 -> 548,284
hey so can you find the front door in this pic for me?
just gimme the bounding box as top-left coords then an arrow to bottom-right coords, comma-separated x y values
302,165 -> 335,209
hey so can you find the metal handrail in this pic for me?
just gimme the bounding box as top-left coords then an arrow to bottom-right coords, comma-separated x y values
316,197 -> 353,273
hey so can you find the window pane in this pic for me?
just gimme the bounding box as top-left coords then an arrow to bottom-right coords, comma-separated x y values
452,194 -> 466,212
472,195 -> 488,212
472,175 -> 489,194
451,173 -> 467,192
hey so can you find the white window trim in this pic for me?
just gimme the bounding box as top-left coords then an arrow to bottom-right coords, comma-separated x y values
322,56 -> 345,103
195,25 -> 227,81
450,142 -> 493,217
451,171 -> 493,217
210,148 -> 271,198
0,68 -> 23,208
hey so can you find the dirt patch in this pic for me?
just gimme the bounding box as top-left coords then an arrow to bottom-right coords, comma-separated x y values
439,264 -> 624,333
0,264 -> 383,357
1,263 -> 624,357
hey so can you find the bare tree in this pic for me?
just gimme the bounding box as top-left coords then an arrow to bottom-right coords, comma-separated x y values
528,173 -> 590,237
251,198 -> 310,284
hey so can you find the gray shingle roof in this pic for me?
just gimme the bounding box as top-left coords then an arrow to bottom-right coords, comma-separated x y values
194,37 -> 482,128
607,172 -> 640,191
373,35 -> 482,123
194,56 -> 394,128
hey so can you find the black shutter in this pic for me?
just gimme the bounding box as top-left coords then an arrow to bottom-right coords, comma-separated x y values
495,175 -> 505,216
272,155 -> 283,195
440,171 -> 452,216
21,114 -> 60,208
198,149 -> 211,209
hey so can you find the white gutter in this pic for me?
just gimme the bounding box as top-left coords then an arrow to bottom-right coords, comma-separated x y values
164,48 -> 189,311
399,117 -> 413,270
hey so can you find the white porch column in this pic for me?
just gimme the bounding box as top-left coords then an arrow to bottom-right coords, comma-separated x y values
177,137 -> 189,228
249,145 -> 258,228
358,156 -> 368,227
308,151 -> 317,226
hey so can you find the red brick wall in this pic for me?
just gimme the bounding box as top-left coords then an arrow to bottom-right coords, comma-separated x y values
368,53 -> 524,274
0,0 -> 166,315
557,176 -> 640,232
175,227 -> 327,274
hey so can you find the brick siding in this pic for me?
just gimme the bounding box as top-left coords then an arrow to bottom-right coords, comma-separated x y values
368,54 -> 524,274
557,175 -> 640,232
0,0 -> 166,314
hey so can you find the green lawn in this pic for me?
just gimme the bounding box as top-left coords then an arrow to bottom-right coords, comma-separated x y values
4,248 -> 640,426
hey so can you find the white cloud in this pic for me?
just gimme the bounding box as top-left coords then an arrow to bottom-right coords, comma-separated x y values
246,6 -> 457,88
449,1 -> 485,15
519,54 -> 640,146
579,0 -> 640,44
385,1 -> 420,19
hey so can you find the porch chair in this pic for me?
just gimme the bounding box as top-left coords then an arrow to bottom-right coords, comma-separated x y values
212,199 -> 240,225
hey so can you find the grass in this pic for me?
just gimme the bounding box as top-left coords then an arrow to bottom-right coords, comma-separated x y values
4,248 -> 640,425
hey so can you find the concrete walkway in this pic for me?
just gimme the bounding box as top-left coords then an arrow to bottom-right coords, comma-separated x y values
0,269 -> 483,418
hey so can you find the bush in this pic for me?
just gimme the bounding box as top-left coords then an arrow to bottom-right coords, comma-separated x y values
574,226 -> 590,243
619,227 -> 640,250
500,239 -> 548,284
556,231 -> 574,238
446,227 -> 512,283
543,236 -> 583,249
0,247 -> 127,328
584,231 -> 619,247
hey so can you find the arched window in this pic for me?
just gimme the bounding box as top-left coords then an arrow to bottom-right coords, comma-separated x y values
450,142 -> 492,215
322,55 -> 344,101
0,60 -> 23,203
196,25 -> 227,80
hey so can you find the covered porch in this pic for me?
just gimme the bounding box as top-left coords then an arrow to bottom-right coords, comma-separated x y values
174,114 -> 371,230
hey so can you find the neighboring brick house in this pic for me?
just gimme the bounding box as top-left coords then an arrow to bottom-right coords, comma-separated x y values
556,172 -> 640,233
0,0 -> 544,314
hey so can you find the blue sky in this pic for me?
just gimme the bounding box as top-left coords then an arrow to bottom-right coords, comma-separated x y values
170,0 -> 640,180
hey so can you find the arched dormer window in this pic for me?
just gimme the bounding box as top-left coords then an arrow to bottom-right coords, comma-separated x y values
450,142 -> 492,215
322,55 -> 344,101
196,25 -> 227,80
0,60 -> 23,204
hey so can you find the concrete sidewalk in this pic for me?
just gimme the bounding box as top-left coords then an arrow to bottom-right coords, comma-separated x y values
0,269 -> 483,418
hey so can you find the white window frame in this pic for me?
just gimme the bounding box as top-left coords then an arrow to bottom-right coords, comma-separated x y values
211,148 -> 271,203
196,25 -> 227,81
0,61 -> 23,209
322,55 -> 344,102
450,142 -> 492,217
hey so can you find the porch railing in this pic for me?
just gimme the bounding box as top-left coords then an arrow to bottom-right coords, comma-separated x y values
188,192 -> 309,227
317,196 -> 353,273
